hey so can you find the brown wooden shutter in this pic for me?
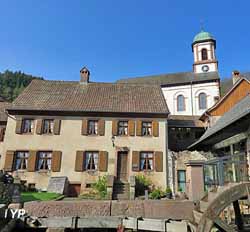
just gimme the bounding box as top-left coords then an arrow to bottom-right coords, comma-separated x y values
36,119 -> 43,135
98,119 -> 105,136
99,151 -> 108,172
81,119 -> 88,135
75,151 -> 85,172
51,151 -> 62,172
15,118 -> 23,134
155,151 -> 163,172
53,119 -> 61,135
4,150 -> 15,171
27,150 -> 37,172
0,127 -> 5,142
132,151 -> 140,171
136,120 -> 142,136
152,121 -> 159,137
128,120 -> 135,136
112,120 -> 118,136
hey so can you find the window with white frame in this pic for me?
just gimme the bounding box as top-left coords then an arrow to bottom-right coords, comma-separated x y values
140,152 -> 153,171
142,122 -> 152,136
118,121 -> 128,135
15,151 -> 29,170
22,119 -> 34,133
198,92 -> 207,110
42,119 -> 54,134
85,151 -> 99,170
88,120 -> 98,135
37,151 -> 52,170
177,95 -> 185,111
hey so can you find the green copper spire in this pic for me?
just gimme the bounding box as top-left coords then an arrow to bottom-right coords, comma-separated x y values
193,30 -> 215,43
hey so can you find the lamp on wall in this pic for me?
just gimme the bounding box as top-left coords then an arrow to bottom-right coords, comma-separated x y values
111,136 -> 115,147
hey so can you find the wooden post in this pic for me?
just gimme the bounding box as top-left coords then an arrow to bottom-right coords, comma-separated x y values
233,200 -> 244,231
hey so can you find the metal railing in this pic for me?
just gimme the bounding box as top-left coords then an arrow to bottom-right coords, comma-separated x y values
204,152 -> 248,190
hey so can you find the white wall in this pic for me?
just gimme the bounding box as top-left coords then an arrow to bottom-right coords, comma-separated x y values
162,81 -> 220,116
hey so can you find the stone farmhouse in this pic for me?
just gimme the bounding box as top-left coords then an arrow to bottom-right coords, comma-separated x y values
1,68 -> 169,196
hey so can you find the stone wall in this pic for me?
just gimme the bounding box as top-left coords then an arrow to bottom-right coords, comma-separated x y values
171,150 -> 214,195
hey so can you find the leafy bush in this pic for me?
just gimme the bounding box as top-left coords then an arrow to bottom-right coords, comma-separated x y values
135,175 -> 151,196
165,186 -> 173,199
149,188 -> 164,199
92,176 -> 107,199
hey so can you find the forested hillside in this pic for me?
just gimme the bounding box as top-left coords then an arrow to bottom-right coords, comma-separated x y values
0,70 -> 43,101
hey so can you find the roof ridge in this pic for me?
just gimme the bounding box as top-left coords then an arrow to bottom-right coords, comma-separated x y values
32,79 -> 162,87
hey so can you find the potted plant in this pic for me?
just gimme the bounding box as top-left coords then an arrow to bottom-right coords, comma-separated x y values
165,186 -> 172,199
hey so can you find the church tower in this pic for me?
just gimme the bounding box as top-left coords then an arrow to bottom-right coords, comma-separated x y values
192,30 -> 218,74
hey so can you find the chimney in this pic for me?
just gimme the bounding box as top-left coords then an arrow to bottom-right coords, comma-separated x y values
232,70 -> 240,85
80,67 -> 90,83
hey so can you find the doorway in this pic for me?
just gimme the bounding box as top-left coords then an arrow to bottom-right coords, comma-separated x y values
116,151 -> 128,182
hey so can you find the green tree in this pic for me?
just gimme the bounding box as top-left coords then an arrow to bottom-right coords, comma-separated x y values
0,70 -> 43,101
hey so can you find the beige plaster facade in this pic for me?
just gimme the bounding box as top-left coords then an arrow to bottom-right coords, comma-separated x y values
1,115 -> 168,192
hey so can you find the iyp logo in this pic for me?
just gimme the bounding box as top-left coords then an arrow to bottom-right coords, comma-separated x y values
4,209 -> 26,219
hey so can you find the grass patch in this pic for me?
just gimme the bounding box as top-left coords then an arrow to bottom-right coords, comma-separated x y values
21,192 -> 62,202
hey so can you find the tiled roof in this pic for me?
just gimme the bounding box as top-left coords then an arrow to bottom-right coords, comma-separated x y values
117,71 -> 219,86
190,95 -> 250,148
168,115 -> 204,128
8,80 -> 169,115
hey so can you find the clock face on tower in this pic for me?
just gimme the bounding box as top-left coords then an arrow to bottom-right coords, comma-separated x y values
202,65 -> 209,72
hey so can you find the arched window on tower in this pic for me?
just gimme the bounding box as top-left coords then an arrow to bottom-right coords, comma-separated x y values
199,93 -> 207,110
177,95 -> 185,112
201,48 -> 208,60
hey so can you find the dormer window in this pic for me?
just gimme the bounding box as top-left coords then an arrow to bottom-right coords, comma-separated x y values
201,48 -> 208,61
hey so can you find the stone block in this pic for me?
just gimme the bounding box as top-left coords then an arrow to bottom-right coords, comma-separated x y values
111,201 -> 145,217
24,201 -> 111,217
47,176 -> 69,194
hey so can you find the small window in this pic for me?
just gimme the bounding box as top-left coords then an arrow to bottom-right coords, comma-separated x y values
15,151 -> 29,170
85,151 -> 99,171
22,119 -> 34,133
37,151 -> 52,170
177,95 -> 185,111
140,152 -> 153,171
177,170 -> 186,192
142,122 -> 152,136
118,121 -> 128,135
42,119 -> 54,134
88,120 -> 98,135
199,93 -> 207,110
201,48 -> 208,60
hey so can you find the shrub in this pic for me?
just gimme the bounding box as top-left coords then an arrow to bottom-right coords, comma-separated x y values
149,188 -> 164,199
165,186 -> 172,199
92,176 -> 107,199
135,175 -> 151,196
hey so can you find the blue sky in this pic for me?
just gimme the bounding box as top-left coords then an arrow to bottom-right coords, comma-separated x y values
0,0 -> 249,82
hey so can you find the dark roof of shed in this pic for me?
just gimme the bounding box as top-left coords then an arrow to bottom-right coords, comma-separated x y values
168,115 -> 204,128
8,79 -> 169,115
190,95 -> 250,148
117,71 -> 219,86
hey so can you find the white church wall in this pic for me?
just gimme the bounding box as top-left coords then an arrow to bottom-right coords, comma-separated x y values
162,81 -> 220,116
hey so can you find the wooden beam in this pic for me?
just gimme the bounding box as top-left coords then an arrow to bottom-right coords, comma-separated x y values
213,132 -> 248,149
